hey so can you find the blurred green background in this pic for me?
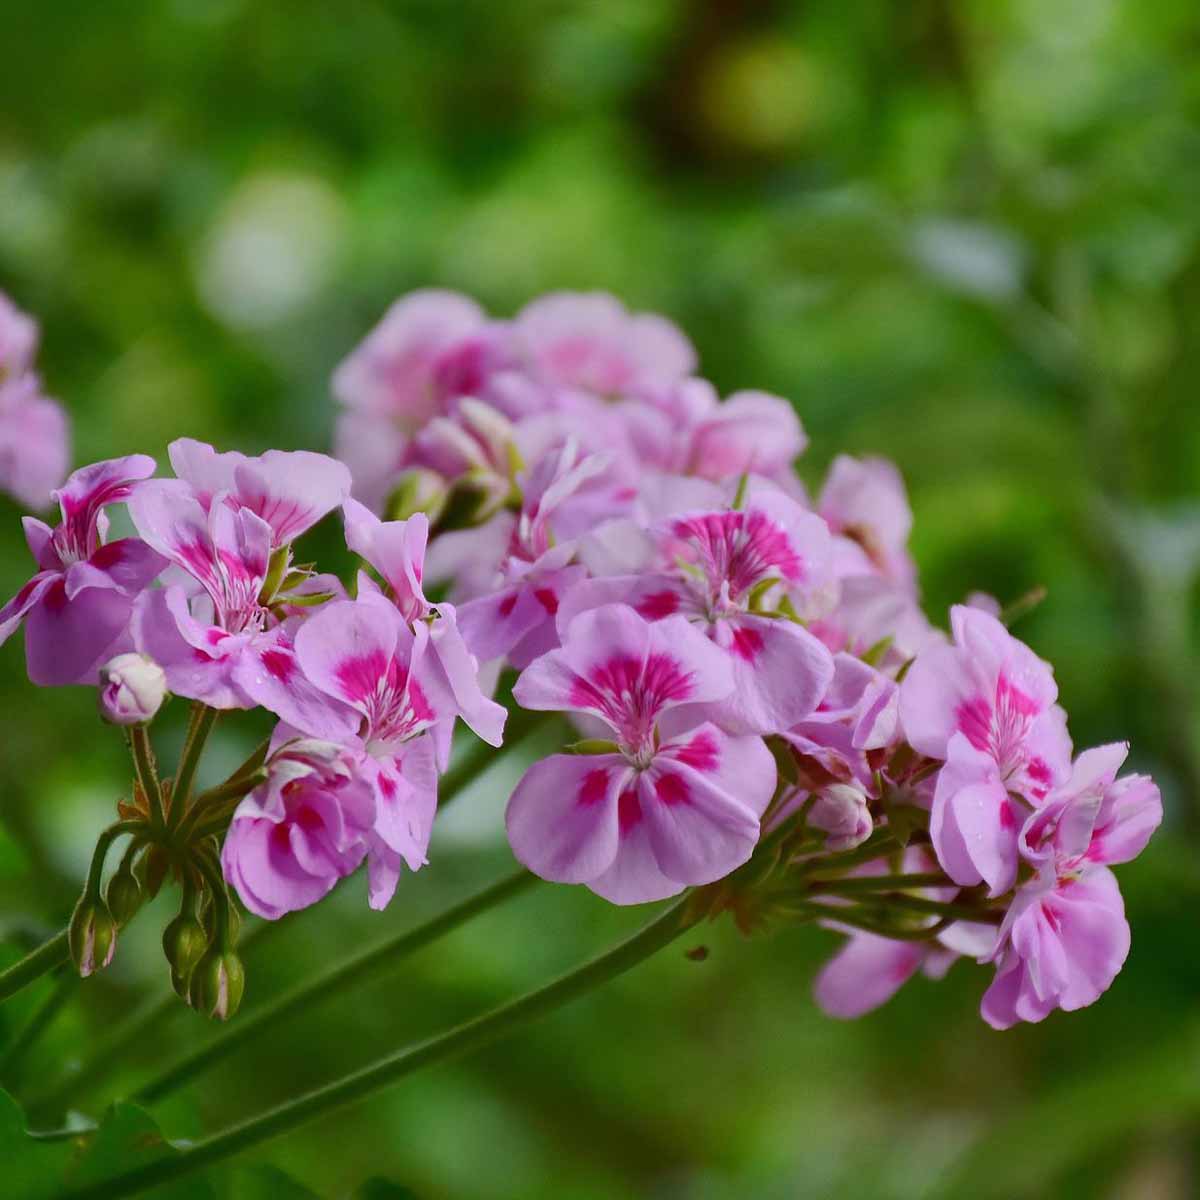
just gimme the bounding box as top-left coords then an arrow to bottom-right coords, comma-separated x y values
2,1 -> 1199,1197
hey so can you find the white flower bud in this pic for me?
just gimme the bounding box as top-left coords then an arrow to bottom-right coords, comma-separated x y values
809,783 -> 873,851
98,652 -> 167,726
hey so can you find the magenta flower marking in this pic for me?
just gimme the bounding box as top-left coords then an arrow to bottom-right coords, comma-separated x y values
167,438 -> 350,547
0,455 -> 166,685
222,733 -> 376,920
344,497 -> 506,750
294,595 -> 446,908
559,490 -> 835,734
505,605 -> 776,903
901,605 -> 1073,893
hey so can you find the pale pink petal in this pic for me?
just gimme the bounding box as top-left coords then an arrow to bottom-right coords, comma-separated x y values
814,933 -> 925,1019
24,579 -> 136,686
293,598 -> 402,714
506,753 -> 627,884
637,752 -> 764,885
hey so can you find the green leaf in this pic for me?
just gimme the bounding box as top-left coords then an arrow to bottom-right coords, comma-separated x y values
0,1087 -> 211,1200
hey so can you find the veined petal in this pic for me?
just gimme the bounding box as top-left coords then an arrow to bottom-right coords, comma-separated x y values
506,754 -> 626,884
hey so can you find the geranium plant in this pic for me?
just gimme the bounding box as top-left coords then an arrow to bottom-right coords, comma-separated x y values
0,289 -> 1161,1198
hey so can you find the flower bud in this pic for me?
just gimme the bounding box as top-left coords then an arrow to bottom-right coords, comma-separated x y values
105,864 -> 143,926
162,912 -> 208,998
188,946 -> 245,1020
808,784 -> 873,852
98,653 -> 166,726
68,897 -> 117,978
385,467 -> 447,524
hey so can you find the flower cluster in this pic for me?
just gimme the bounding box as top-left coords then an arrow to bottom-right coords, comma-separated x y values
0,291 -> 69,510
0,289 -> 1162,1030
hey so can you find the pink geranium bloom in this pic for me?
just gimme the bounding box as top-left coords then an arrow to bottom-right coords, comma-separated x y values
818,455 -> 916,588
333,291 -> 519,509
783,652 -> 900,795
512,291 -> 695,399
506,605 -> 776,904
0,455 -> 166,685
343,497 -> 506,755
619,379 -> 807,486
129,469 -> 356,737
0,292 -> 69,510
0,291 -> 39,378
808,574 -> 939,669
221,732 -> 375,919
166,438 -> 351,548
294,594 -> 446,908
981,743 -> 1161,1028
560,488 -> 835,735
900,605 -> 1072,894
445,441 -> 608,669
0,374 -> 70,511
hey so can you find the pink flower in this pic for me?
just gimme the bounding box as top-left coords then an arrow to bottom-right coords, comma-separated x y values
221,733 -> 376,920
294,594 -> 447,908
505,605 -> 776,904
512,292 -> 695,399
818,455 -> 915,588
0,455 -> 166,685
900,605 -> 1072,894
342,497 -> 507,754
560,489 -> 835,734
618,379 -> 807,486
333,291 -> 516,509
446,441 -> 608,669
0,291 -> 39,378
129,473 -> 355,736
783,652 -> 899,795
334,290 -> 502,428
0,293 -> 69,510
166,438 -> 351,547
980,744 -> 1161,1028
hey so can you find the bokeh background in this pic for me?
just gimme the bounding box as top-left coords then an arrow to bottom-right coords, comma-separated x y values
2,1 -> 1199,1197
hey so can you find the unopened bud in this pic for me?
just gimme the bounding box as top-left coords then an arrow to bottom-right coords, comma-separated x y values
386,468 -> 447,524
162,912 -> 208,998
98,653 -> 166,726
188,946 -> 245,1020
809,784 -> 873,852
105,864 -> 143,926
68,897 -> 117,978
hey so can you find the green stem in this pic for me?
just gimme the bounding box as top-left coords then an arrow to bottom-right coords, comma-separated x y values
127,727 -> 164,831
69,895 -> 697,1200
170,704 -> 219,831
874,893 -> 1004,923
797,831 -> 900,875
134,867 -> 538,1105
0,931 -> 70,1005
29,919 -> 281,1117
802,872 -> 950,895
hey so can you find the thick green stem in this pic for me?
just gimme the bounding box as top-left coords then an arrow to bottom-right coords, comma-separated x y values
0,932 -> 70,1005
170,704 -> 219,831
135,867 -> 538,1104
67,895 -> 697,1200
